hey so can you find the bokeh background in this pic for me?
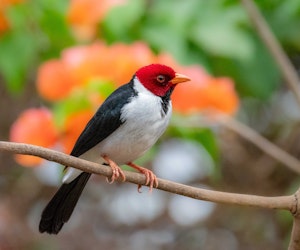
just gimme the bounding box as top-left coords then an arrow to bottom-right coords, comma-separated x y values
1,0 -> 300,249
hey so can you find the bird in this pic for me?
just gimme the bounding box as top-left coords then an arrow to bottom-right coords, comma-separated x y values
39,63 -> 190,234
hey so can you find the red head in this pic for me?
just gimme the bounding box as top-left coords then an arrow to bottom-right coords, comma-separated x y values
135,64 -> 190,97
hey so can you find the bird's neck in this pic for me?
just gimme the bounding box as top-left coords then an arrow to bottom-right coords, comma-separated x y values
132,76 -> 173,116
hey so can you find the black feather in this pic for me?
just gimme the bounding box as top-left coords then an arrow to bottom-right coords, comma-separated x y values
39,80 -> 138,234
39,172 -> 91,234
160,86 -> 173,116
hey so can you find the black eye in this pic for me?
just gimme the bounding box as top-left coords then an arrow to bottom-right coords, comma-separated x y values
156,75 -> 166,83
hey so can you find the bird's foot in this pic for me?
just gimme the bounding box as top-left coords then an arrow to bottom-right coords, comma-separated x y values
103,156 -> 126,183
127,162 -> 158,193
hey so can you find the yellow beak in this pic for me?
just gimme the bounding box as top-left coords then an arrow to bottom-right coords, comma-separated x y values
170,73 -> 191,84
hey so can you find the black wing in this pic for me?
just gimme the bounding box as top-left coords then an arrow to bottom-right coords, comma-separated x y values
70,81 -> 137,157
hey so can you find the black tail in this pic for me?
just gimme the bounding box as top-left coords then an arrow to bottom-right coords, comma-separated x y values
39,172 -> 91,234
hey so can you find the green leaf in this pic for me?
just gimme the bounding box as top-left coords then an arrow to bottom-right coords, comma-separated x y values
145,0 -> 199,34
0,1 -> 74,93
36,0 -> 74,58
53,92 -> 92,130
265,0 -> 300,51
102,0 -> 145,42
142,26 -> 188,62
53,80 -> 115,128
86,79 -> 115,98
190,5 -> 253,61
0,4 -> 40,93
0,31 -> 36,93
211,37 -> 280,99
141,0 -> 203,64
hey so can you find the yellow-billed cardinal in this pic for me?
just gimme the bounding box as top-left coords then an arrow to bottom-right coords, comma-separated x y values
39,64 -> 190,234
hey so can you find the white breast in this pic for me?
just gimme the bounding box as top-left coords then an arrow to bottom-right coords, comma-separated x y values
63,78 -> 172,183
99,92 -> 172,164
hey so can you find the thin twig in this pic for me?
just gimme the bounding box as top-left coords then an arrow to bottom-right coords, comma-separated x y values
0,141 -> 294,210
174,114 -> 300,175
215,114 -> 300,175
241,0 -> 300,106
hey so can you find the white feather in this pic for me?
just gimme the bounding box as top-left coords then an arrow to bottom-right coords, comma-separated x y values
62,168 -> 83,183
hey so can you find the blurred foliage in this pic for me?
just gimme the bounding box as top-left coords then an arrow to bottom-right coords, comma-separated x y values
1,0 -> 299,175
0,0 -> 74,92
168,123 -> 219,162
0,0 -> 299,178
1,0 -> 300,98
101,0 -> 297,98
3,0 -> 300,167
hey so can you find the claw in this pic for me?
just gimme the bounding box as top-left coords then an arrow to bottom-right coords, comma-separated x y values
137,184 -> 142,193
127,162 -> 158,193
103,156 -> 126,183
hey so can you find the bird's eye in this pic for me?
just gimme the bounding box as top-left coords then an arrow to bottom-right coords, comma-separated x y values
156,75 -> 166,83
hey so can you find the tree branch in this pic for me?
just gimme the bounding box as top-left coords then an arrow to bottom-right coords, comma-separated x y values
289,188 -> 300,250
241,0 -> 300,106
0,141 -> 295,211
2,140 -> 300,249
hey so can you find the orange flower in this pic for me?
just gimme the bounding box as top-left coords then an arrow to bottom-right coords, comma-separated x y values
37,42 -> 239,117
172,66 -> 239,115
60,41 -> 155,86
67,0 -> 127,40
109,42 -> 156,85
10,108 -> 59,167
0,10 -> 9,34
0,0 -> 24,34
0,0 -> 24,5
200,77 -> 239,115
36,60 -> 76,101
60,109 -> 94,154
61,42 -> 112,85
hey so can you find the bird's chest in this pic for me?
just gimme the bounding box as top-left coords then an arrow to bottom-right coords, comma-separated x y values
98,94 -> 172,163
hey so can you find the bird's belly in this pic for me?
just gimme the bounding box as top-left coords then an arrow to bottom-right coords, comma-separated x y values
81,113 -> 171,165
97,117 -> 168,164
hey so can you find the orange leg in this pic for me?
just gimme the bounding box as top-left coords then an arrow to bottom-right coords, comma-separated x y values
127,162 -> 158,193
103,155 -> 126,183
